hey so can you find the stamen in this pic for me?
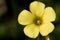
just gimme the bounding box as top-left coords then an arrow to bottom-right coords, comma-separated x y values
36,20 -> 40,25
34,17 -> 42,25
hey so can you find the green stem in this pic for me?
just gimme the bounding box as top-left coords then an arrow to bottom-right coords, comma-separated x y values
45,35 -> 50,40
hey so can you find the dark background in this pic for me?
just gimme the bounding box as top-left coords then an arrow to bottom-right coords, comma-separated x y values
0,0 -> 60,40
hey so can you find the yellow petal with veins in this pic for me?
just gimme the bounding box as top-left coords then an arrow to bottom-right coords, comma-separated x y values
30,1 -> 45,17
43,7 -> 56,22
40,22 -> 54,36
24,24 -> 39,38
18,10 -> 35,25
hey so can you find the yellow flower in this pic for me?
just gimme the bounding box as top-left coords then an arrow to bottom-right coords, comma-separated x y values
18,1 -> 56,38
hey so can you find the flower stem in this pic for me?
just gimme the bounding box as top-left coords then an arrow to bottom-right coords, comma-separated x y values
45,35 -> 50,40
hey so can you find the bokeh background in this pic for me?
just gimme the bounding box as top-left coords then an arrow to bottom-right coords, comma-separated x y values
0,0 -> 60,40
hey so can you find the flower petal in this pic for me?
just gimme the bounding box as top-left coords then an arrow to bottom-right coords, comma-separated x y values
18,10 -> 35,25
24,24 -> 39,38
43,7 -> 56,22
30,1 -> 45,17
40,22 -> 54,36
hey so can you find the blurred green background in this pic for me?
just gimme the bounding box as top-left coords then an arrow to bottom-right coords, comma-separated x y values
0,0 -> 60,40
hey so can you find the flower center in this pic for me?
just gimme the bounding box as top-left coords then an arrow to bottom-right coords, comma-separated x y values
36,20 -> 41,25
34,17 -> 42,25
